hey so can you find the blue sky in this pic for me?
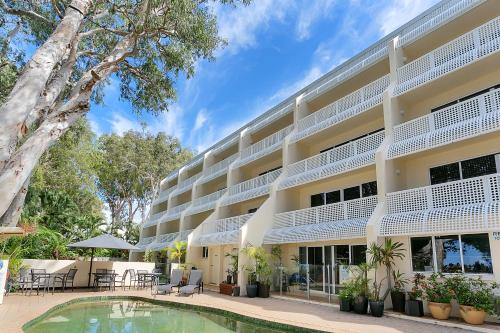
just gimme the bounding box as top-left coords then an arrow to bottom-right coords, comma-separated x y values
88,0 -> 439,154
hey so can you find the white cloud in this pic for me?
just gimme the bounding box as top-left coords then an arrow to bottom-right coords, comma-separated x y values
193,109 -> 208,131
108,112 -> 141,135
376,0 -> 439,36
296,0 -> 335,40
152,104 -> 185,141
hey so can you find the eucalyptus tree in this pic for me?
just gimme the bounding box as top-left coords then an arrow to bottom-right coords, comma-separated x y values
0,0 -> 249,228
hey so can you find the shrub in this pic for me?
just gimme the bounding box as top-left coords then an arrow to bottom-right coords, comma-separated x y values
422,273 -> 454,303
448,274 -> 499,314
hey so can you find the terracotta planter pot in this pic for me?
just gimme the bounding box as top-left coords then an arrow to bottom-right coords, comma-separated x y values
428,302 -> 452,320
459,305 -> 487,325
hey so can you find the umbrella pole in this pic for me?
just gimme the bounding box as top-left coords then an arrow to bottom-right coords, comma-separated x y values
88,248 -> 95,288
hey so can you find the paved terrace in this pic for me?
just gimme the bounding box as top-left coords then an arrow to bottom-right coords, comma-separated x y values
1,288 -> 497,333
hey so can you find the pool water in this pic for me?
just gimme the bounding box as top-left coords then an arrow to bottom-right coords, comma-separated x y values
23,300 -> 290,333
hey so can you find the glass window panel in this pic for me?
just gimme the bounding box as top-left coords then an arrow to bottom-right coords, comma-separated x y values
410,237 -> 434,272
343,186 -> 360,201
310,193 -> 325,207
361,181 -> 378,197
351,245 -> 367,265
334,245 -> 350,265
299,247 -> 307,265
248,208 -> 258,213
461,234 -> 493,274
435,235 -> 462,273
430,162 -> 460,185
461,155 -> 497,179
325,190 -> 341,204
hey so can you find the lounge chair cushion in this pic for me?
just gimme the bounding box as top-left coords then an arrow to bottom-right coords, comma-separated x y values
179,284 -> 199,294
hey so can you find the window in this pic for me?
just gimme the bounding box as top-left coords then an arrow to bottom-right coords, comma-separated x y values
258,166 -> 282,176
299,247 -> 307,265
311,193 -> 325,207
320,128 -> 384,154
461,234 -> 493,273
351,245 -> 367,265
431,84 -> 500,113
430,153 -> 499,185
325,190 -> 341,204
248,208 -> 258,214
362,181 -> 377,197
343,186 -> 360,201
410,237 -> 434,272
410,234 -> 493,274
202,246 -> 209,258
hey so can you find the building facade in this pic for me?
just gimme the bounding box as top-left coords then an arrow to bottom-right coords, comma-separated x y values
132,0 -> 500,297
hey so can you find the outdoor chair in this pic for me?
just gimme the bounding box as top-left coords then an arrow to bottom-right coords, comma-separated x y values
128,269 -> 141,289
113,270 -> 129,290
53,268 -> 78,292
137,269 -> 152,288
29,269 -> 49,295
154,269 -> 182,295
96,269 -> 115,291
6,267 -> 31,295
178,270 -> 203,296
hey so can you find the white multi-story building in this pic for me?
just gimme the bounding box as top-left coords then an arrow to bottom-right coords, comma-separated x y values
133,0 -> 500,297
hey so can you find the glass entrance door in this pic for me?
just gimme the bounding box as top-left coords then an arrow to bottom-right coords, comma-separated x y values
307,246 -> 324,292
333,245 -> 350,294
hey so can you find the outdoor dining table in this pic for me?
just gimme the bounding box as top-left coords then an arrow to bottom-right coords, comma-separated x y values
92,272 -> 118,290
31,272 -> 68,294
137,272 -> 162,289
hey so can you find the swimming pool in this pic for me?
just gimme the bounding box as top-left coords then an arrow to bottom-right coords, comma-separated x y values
23,298 -> 313,333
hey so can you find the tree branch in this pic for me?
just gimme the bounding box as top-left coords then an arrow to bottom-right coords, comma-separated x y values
0,0 -> 56,28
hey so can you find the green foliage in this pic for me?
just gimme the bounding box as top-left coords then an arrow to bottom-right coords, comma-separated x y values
448,274 -> 499,314
164,240 -> 187,264
350,263 -> 372,298
241,245 -> 272,285
408,273 -> 425,300
391,270 -> 409,292
339,279 -> 357,300
143,249 -> 154,263
225,251 -> 239,274
422,273 -> 454,304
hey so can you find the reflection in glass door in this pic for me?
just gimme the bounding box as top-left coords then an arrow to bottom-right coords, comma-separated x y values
307,247 -> 324,292
333,245 -> 349,294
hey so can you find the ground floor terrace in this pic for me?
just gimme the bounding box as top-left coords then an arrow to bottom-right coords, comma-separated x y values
2,287 -> 499,333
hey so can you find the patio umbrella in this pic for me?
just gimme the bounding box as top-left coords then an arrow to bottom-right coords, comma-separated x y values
68,234 -> 140,287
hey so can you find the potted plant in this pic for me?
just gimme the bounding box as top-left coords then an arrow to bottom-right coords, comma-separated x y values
241,245 -> 272,298
406,273 -> 425,317
422,273 -> 453,320
225,252 -> 239,284
245,270 -> 258,298
339,280 -> 355,312
350,263 -> 371,314
369,280 -> 385,317
391,270 -> 408,313
449,274 -> 499,325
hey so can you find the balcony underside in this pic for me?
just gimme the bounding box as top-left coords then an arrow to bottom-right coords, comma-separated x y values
278,154 -> 376,190
193,230 -> 240,247
263,218 -> 368,245
388,110 -> 500,159
220,187 -> 270,207
379,202 -> 500,236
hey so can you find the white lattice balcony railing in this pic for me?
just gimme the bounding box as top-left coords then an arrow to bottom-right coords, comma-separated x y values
395,16 -> 500,96
154,185 -> 177,204
397,0 -> 485,47
248,103 -> 294,134
264,196 -> 378,244
175,173 -> 202,195
292,75 -> 389,143
234,125 -> 293,167
220,168 -> 282,206
280,131 -> 385,190
178,229 -> 193,242
199,153 -> 238,185
162,201 -> 191,222
136,236 -> 155,250
194,213 -> 254,246
148,229 -> 193,251
184,188 -> 227,216
380,173 -> 500,236
388,88 -> 500,159
143,211 -> 167,227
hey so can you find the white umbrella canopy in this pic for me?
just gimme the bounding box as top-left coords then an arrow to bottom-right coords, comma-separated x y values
68,234 -> 140,287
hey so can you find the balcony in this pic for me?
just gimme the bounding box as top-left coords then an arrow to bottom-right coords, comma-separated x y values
143,211 -> 166,227
162,201 -> 191,223
148,230 -> 193,251
264,196 -> 378,244
379,173 -> 500,236
184,188 -> 227,216
280,131 -> 385,190
153,185 -> 177,205
193,213 -> 254,246
220,168 -> 282,206
292,75 -> 389,143
174,173 -> 202,195
234,125 -> 293,168
395,16 -> 500,96
397,0 -> 485,48
388,88 -> 500,159
199,153 -> 238,185
135,236 -> 155,251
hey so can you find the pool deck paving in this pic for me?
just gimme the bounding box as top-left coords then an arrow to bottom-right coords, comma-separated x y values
0,288 -> 498,333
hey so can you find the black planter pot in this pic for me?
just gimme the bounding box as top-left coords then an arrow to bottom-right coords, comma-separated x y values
339,298 -> 352,312
353,296 -> 368,314
226,275 -> 232,284
391,291 -> 406,313
369,301 -> 384,317
258,284 -> 270,298
405,300 -> 424,317
246,284 -> 258,298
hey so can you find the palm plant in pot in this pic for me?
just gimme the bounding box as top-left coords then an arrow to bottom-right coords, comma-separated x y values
241,245 -> 272,298
350,263 -> 371,314
449,274 -> 499,325
406,273 -> 425,317
422,273 -> 454,320
225,252 -> 239,284
391,270 -> 408,313
339,280 -> 356,312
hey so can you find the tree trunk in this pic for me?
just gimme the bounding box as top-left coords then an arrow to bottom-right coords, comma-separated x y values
0,174 -> 30,228
0,0 -> 91,166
